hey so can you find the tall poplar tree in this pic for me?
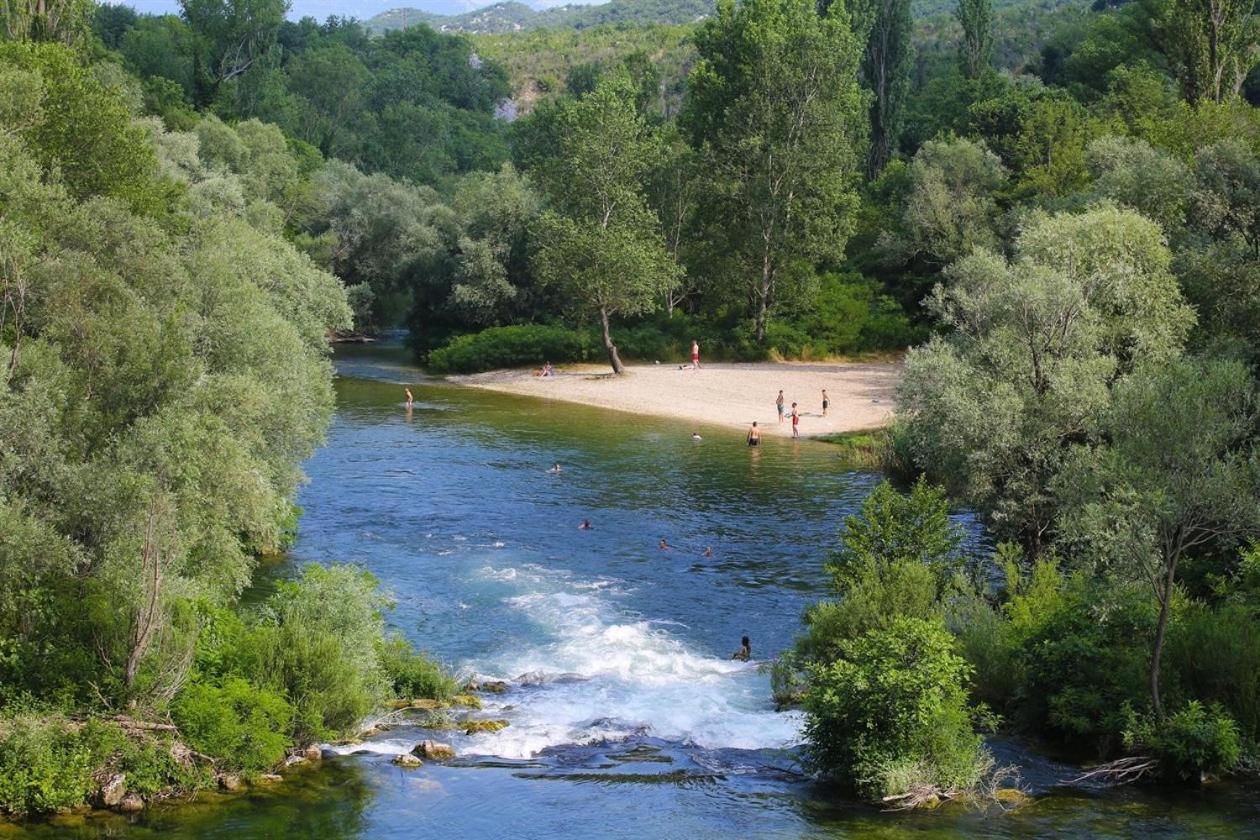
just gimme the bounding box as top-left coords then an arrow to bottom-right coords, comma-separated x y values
956,0 -> 993,79
684,0 -> 866,344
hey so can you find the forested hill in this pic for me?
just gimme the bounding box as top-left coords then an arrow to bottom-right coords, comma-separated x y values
368,0 -> 1076,34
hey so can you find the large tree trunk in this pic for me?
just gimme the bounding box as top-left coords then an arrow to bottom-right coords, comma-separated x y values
599,306 -> 624,375
755,251 -> 772,344
1150,554 -> 1178,721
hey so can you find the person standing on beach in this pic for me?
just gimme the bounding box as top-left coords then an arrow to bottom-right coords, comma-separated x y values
776,390 -> 785,423
791,402 -> 800,438
821,389 -> 829,417
691,340 -> 701,370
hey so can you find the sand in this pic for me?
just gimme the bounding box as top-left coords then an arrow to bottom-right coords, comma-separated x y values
448,360 -> 900,438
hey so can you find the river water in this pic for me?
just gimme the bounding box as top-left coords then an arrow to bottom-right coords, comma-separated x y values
13,343 -> 1260,839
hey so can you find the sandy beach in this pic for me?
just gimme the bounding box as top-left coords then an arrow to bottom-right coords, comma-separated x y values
449,360 -> 900,437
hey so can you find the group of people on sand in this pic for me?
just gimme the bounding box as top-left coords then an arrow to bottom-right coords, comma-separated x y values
748,388 -> 830,444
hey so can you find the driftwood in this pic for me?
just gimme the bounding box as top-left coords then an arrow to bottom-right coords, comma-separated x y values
881,785 -> 952,810
1066,755 -> 1159,786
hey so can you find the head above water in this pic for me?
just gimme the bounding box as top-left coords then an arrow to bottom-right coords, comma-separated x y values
741,635 -> 750,648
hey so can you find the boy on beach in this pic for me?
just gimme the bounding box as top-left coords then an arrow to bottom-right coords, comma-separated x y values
822,389 -> 829,417
776,390 -> 785,423
791,403 -> 800,438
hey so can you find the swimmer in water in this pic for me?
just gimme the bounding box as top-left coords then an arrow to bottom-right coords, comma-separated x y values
659,538 -> 671,550
404,387 -> 414,408
548,463 -> 562,474
731,635 -> 751,662
747,421 -> 761,447
703,546 -> 713,557
692,431 -> 702,441
579,519 -> 592,530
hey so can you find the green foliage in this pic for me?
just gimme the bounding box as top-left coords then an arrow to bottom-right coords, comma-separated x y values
1166,603 -> 1260,744
796,479 -> 963,664
802,617 -> 989,800
0,713 -> 98,816
172,678 -> 293,775
379,636 -> 459,701
427,324 -> 597,373
1124,702 -> 1243,779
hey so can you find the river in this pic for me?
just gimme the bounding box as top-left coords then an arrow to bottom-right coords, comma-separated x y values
14,342 -> 1260,839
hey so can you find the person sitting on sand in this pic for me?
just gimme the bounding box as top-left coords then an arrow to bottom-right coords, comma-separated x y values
404,387 -> 414,408
747,421 -> 761,447
659,538 -> 671,550
541,361 -> 555,378
579,519 -> 592,530
549,463 -> 562,474
731,635 -> 751,661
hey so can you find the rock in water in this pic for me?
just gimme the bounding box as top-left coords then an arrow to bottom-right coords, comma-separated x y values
480,681 -> 509,694
219,774 -> 246,793
393,753 -> 423,768
117,795 -> 144,813
413,740 -> 456,760
464,719 -> 510,734
96,773 -> 126,808
302,745 -> 323,762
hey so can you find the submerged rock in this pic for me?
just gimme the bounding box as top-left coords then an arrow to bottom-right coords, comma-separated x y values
393,753 -> 423,768
117,794 -> 144,813
413,740 -> 456,760
479,681 -> 509,694
463,719 -> 510,734
450,694 -> 481,709
259,773 -> 283,783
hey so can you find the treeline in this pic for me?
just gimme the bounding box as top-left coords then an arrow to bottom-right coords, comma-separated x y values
0,22 -> 459,817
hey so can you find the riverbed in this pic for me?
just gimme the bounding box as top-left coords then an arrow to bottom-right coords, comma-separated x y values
12,342 -> 1259,839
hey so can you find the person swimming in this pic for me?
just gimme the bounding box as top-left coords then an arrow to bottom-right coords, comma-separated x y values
691,431 -> 702,441
747,421 -> 761,447
703,546 -> 713,557
579,519 -> 592,530
659,538 -> 671,550
548,463 -> 562,474
731,635 -> 751,661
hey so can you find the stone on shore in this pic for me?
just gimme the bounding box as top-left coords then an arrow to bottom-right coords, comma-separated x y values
96,773 -> 127,808
117,794 -> 144,812
219,774 -> 246,793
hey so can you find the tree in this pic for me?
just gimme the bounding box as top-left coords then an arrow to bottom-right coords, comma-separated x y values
180,0 -> 288,106
956,0 -> 993,80
1153,0 -> 1259,103
899,205 -> 1196,554
1085,135 -> 1192,233
684,0 -> 866,343
2,0 -> 93,44
528,74 -> 680,374
1055,357 -> 1260,720
857,0 -> 914,176
887,135 -> 1006,267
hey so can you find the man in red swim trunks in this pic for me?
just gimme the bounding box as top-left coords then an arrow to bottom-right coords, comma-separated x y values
791,402 -> 800,438
690,339 -> 701,370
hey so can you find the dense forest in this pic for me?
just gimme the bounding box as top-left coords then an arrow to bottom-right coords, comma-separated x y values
2,0 -> 1260,816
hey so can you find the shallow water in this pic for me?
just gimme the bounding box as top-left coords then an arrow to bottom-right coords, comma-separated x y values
10,342 -> 1259,839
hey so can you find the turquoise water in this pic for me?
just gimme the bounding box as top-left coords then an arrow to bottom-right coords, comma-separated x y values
10,342 -> 1259,839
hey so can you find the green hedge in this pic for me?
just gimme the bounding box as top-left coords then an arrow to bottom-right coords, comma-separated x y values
427,324 -> 598,373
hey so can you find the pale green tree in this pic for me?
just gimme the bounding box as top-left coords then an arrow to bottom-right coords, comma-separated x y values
529,74 -> 680,373
1054,357 -> 1260,719
1085,135 -> 1192,234
899,205 -> 1196,554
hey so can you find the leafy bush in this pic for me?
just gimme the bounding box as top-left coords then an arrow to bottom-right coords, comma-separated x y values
1166,602 -> 1260,743
1124,701 -> 1242,780
0,713 -> 98,816
172,678 -> 293,775
802,617 -> 989,801
379,635 -> 458,701
427,324 -> 597,372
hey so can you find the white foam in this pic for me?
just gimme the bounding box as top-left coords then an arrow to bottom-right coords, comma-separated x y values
459,565 -> 803,759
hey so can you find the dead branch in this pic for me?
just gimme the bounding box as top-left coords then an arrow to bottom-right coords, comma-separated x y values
1066,755 -> 1159,786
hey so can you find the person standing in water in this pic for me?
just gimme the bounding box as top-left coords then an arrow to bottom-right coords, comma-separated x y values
732,635 -> 751,661
776,390 -> 785,424
791,402 -> 800,438
690,340 -> 701,370
747,421 -> 761,447
821,388 -> 829,417
404,387 -> 414,408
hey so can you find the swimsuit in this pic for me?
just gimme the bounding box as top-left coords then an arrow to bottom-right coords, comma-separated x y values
748,435 -> 760,447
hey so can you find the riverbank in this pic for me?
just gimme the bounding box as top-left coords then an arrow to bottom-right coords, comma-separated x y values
447,361 -> 900,437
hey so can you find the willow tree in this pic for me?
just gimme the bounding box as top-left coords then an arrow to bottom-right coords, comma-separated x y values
528,73 -> 680,374
685,0 -> 866,344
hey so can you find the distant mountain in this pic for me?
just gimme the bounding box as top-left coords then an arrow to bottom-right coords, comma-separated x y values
365,0 -> 713,34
